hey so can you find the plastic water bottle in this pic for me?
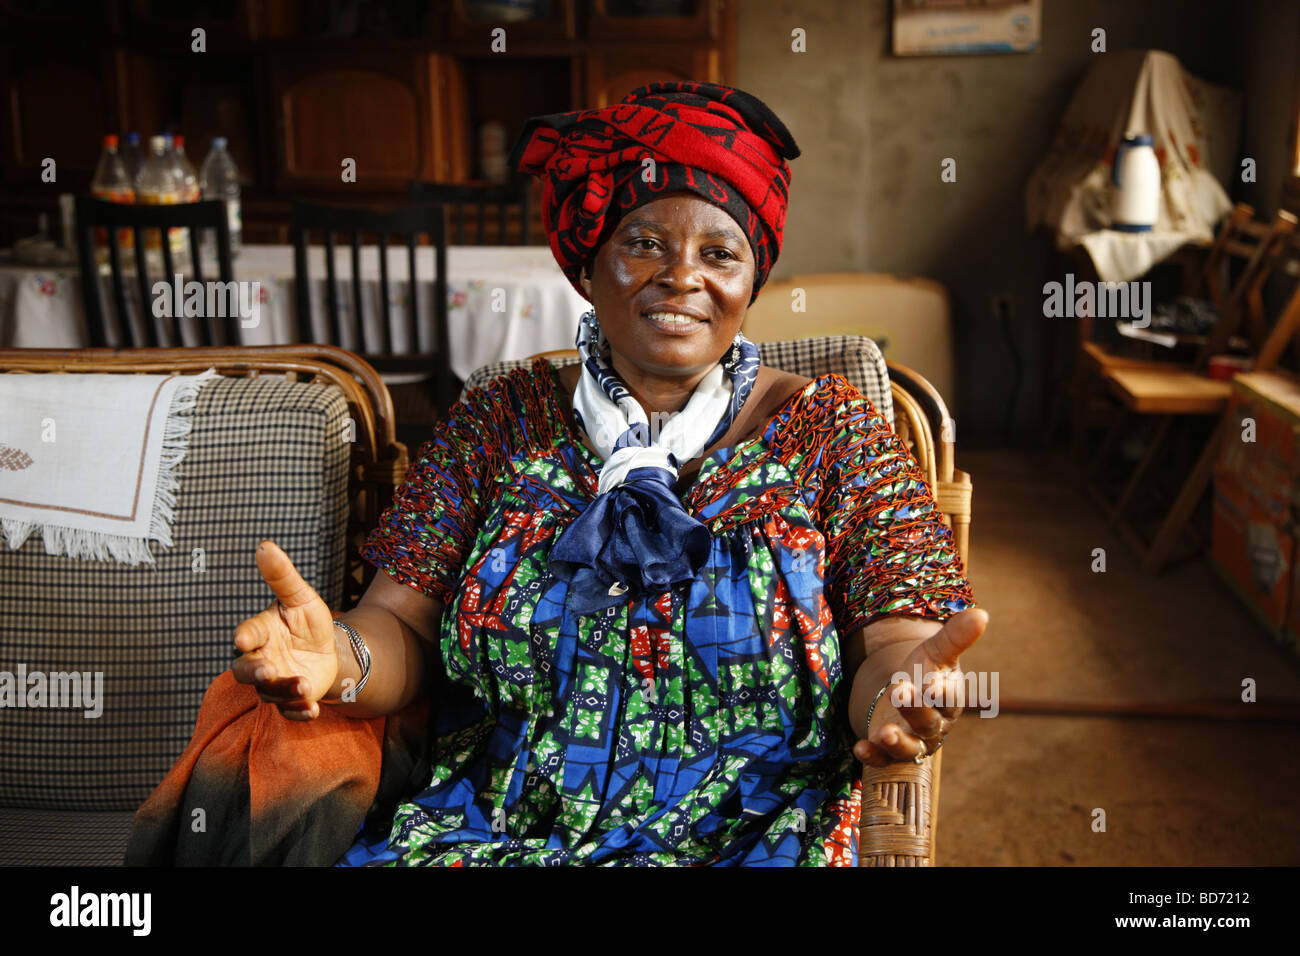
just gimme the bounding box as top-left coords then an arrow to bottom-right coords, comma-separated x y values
170,134 -> 201,202
121,131 -> 145,185
89,134 -> 135,262
199,137 -> 241,258
90,135 -> 133,202
135,134 -> 184,261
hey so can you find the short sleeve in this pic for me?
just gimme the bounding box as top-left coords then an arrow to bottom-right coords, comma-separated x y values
817,385 -> 976,635
360,393 -> 500,605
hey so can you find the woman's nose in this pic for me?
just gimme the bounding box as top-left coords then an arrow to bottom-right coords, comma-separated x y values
655,252 -> 705,289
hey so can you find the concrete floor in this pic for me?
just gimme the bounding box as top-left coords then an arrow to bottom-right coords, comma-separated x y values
935,449 -> 1300,866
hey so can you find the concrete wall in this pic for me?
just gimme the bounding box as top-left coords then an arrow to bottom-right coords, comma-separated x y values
1233,0 -> 1300,220
732,0 -> 1275,445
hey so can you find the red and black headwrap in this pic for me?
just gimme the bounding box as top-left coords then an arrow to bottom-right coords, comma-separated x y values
509,81 -> 801,305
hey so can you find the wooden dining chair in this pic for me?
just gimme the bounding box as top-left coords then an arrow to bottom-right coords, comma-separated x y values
1089,211 -> 1300,573
1194,211 -> 1300,365
289,199 -> 456,441
73,196 -> 234,348
1072,202 -> 1267,461
407,179 -> 531,245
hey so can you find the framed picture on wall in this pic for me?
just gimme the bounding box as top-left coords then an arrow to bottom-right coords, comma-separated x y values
892,0 -> 1041,56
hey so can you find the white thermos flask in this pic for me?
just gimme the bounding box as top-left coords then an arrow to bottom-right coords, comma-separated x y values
1111,132 -> 1161,232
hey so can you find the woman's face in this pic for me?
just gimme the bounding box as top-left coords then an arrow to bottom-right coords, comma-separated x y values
580,191 -> 755,383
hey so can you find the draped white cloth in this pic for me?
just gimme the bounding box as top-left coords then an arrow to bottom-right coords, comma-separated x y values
0,368 -> 220,565
1026,49 -> 1242,282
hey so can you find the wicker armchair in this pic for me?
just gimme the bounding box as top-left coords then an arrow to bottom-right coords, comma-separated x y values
463,336 -> 973,866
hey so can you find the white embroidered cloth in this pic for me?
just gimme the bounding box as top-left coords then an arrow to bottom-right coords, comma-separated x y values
0,367 -> 220,565
1026,49 -> 1241,283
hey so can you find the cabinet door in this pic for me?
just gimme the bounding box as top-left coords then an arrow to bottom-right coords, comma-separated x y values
0,45 -> 112,187
585,45 -> 722,108
270,53 -> 442,191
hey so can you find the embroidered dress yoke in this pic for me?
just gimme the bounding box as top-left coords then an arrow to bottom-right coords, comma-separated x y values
341,357 -> 975,866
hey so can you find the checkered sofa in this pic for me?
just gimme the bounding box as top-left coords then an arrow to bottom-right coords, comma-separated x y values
460,334 -> 895,424
0,374 -> 351,865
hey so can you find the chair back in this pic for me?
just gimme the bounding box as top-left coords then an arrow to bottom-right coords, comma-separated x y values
1246,230 -> 1300,372
289,200 -> 457,410
0,346 -> 405,864
463,335 -> 895,425
408,179 -> 531,245
73,196 -> 234,348
1194,201 -> 1255,311
1194,208 -> 1299,367
888,361 -> 970,564
741,273 -> 957,408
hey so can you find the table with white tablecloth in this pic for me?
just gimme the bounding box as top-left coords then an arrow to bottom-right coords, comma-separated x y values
0,244 -> 589,382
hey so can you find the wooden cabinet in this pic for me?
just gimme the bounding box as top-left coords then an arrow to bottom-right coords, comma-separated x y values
578,0 -> 737,107
0,0 -> 739,246
112,48 -> 264,190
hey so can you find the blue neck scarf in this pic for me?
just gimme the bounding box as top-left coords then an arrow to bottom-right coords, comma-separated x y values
548,310 -> 761,616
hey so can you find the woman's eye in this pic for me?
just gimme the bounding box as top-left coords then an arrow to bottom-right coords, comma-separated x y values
626,239 -> 736,261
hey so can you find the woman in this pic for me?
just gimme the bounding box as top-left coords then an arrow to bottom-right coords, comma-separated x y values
130,82 -> 984,867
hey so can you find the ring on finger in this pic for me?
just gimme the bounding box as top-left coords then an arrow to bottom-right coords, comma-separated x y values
920,733 -> 951,764
913,731 -> 948,763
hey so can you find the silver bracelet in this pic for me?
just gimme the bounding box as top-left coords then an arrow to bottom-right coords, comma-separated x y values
333,619 -> 371,700
864,682 -> 890,737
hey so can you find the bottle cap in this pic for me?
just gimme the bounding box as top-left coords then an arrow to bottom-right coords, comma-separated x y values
149,135 -> 167,152
103,134 -> 119,149
174,134 -> 186,149
126,131 -> 140,144
162,132 -> 174,148
212,136 -> 228,149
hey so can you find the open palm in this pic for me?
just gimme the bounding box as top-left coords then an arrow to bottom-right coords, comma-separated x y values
231,540 -> 339,720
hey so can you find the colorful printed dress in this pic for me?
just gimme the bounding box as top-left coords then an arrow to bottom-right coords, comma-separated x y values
337,357 -> 975,866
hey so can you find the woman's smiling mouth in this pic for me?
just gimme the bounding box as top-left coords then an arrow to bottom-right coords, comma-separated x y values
643,311 -> 709,335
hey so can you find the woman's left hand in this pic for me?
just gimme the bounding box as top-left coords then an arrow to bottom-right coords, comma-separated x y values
854,608 -> 988,767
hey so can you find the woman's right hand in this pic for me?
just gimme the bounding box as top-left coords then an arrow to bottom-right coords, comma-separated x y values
232,539 -> 340,721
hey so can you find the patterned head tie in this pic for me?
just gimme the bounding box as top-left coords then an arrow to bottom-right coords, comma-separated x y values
508,80 -> 801,305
